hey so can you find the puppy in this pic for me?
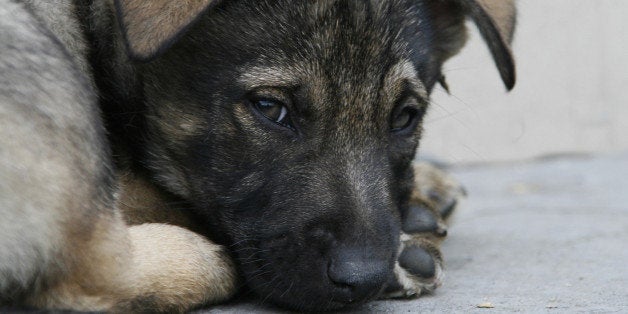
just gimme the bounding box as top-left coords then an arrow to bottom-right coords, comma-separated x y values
0,0 -> 515,311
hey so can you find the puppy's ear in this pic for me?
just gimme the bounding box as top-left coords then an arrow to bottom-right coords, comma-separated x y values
428,0 -> 516,90
114,0 -> 223,61
465,0 -> 516,90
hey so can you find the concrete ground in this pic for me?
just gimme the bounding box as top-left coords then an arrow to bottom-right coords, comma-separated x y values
205,152 -> 628,313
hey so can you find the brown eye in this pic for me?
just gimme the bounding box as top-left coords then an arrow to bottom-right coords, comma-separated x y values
253,99 -> 289,124
391,108 -> 412,130
391,107 -> 419,132
391,96 -> 425,133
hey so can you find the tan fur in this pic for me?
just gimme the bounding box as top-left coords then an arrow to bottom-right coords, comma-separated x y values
118,172 -> 199,230
413,162 -> 465,222
114,224 -> 236,312
24,212 -> 130,311
26,217 -> 236,312
115,0 -> 218,59
477,0 -> 517,41
28,174 -> 237,312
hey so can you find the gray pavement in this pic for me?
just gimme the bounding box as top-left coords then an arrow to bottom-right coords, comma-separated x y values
205,152 -> 628,313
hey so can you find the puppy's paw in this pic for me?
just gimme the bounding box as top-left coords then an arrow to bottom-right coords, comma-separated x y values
400,162 -> 466,243
382,236 -> 443,299
115,224 -> 238,312
382,162 -> 463,299
382,205 -> 445,299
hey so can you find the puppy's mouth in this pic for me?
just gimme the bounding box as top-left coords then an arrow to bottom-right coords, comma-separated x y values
232,237 -> 392,311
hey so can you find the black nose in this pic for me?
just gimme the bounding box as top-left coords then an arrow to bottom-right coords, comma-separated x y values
327,248 -> 389,303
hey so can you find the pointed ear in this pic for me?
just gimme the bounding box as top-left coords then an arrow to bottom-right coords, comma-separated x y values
114,0 -> 223,61
464,0 -> 517,90
427,0 -> 517,90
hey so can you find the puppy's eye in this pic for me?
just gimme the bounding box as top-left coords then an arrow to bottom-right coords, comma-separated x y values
391,108 -> 415,130
253,99 -> 289,125
391,98 -> 424,133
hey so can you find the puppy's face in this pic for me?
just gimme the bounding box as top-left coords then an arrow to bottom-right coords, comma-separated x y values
130,0 -> 512,310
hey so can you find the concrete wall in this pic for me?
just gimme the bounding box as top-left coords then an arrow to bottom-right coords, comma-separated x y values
420,0 -> 628,164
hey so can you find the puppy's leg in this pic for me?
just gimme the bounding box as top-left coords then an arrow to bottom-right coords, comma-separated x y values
111,223 -> 236,312
383,162 -> 465,298
0,3 -> 235,310
24,220 -> 236,312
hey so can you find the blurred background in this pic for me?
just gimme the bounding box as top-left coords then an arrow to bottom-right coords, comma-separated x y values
421,0 -> 628,164
408,1 -> 628,312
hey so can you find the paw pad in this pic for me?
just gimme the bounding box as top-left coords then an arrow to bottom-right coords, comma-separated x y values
398,245 -> 435,279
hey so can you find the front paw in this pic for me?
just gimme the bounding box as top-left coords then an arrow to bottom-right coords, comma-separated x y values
382,162 -> 464,299
400,162 -> 466,240
382,205 -> 445,298
383,235 -> 443,298
114,224 -> 238,312
412,161 -> 466,220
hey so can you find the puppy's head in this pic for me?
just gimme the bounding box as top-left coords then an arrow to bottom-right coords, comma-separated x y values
115,0 -> 515,310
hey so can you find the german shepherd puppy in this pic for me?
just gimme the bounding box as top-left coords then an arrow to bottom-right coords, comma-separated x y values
0,0 -> 515,312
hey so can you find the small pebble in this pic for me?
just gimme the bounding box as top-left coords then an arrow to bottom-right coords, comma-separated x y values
477,302 -> 494,308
